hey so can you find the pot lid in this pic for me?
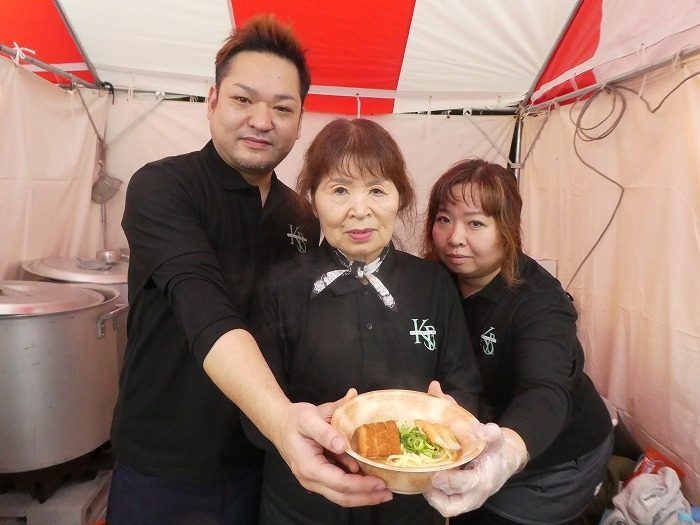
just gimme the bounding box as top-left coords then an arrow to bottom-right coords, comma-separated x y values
0,281 -> 106,315
22,256 -> 128,284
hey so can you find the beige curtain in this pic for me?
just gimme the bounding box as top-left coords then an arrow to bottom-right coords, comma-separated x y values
102,92 -> 515,254
0,57 -> 109,279
521,56 -> 700,502
1,65 -> 514,280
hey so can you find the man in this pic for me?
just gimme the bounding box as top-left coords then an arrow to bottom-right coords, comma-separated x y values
107,15 -> 391,524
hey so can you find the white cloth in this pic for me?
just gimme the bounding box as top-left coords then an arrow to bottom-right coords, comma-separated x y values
602,467 -> 691,525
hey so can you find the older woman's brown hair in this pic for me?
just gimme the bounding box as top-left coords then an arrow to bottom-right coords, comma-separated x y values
297,118 -> 416,225
423,159 -> 523,287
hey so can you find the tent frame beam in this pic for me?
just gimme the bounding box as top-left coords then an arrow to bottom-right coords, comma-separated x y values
520,0 -> 584,113
53,0 -> 101,85
512,43 -> 700,184
526,45 -> 700,113
1,43 -> 99,90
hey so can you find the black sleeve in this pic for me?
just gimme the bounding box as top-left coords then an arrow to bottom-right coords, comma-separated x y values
497,290 -> 580,459
436,271 -> 482,414
123,162 -> 248,365
150,253 -> 249,364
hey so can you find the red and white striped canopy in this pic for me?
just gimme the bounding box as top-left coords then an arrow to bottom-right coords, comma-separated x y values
2,0 -> 699,114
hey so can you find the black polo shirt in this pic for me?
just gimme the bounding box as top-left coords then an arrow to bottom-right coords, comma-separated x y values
252,240 -> 481,411
461,253 -> 611,470
250,241 -> 481,524
111,140 -> 320,483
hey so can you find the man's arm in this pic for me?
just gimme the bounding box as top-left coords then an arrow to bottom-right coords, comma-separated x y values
203,329 -> 393,507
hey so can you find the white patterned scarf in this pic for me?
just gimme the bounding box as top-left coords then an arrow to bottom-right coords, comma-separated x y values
311,246 -> 396,311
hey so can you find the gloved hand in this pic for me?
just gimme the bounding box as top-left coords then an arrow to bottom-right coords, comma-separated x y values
423,423 -> 529,517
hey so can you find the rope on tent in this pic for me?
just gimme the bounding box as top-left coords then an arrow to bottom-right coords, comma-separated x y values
564,87 -> 626,292
524,51 -> 700,291
75,85 -> 120,248
616,65 -> 700,114
99,82 -> 116,104
106,92 -> 166,147
75,87 -> 104,144
11,41 -> 35,65
636,43 -> 649,99
355,93 -> 361,118
462,110 -> 512,167
569,75 -> 579,92
568,87 -> 625,140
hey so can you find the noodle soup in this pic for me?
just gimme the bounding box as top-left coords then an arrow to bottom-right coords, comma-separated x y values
331,390 -> 486,494
353,419 -> 460,468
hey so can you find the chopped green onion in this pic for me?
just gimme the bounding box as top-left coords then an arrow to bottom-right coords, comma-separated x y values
399,424 -> 443,458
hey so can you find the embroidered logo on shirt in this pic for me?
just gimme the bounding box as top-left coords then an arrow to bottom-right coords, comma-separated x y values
410,319 -> 436,351
481,326 -> 496,355
287,224 -> 308,253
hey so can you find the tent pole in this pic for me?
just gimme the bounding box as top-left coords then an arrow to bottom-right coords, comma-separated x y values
511,115 -> 523,181
0,43 -> 99,90
511,0 -> 582,178
101,204 -> 108,250
53,0 -> 102,85
520,0 -> 584,112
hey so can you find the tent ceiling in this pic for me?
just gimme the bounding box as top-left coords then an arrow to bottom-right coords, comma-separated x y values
531,0 -> 700,106
1,0 -> 578,114
2,0 -> 699,115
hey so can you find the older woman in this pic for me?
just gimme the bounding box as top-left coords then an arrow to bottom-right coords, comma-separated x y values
422,159 -> 613,525
247,119 -> 481,524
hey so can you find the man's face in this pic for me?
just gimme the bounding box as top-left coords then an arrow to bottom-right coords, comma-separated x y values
207,51 -> 303,183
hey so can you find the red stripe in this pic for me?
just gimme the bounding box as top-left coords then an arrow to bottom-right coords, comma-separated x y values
0,0 -> 94,82
35,70 -> 94,84
230,0 -> 416,114
531,0 -> 602,105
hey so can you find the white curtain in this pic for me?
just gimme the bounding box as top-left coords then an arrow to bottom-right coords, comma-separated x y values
0,56 -> 109,279
520,56 -> 700,502
1,66 -> 514,278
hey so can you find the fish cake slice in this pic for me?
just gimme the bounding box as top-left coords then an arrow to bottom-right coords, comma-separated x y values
415,419 -> 461,450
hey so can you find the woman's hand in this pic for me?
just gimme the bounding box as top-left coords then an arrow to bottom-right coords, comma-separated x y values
423,423 -> 528,517
273,389 -> 393,508
427,380 -> 457,404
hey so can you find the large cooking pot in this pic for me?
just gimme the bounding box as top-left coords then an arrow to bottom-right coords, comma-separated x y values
22,254 -> 129,370
0,281 -> 126,474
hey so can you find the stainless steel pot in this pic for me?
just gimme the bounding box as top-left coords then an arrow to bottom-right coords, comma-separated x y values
21,256 -> 129,371
0,281 -> 127,473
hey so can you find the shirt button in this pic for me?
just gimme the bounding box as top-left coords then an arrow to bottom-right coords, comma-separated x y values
366,322 -> 373,330
362,289 -> 369,295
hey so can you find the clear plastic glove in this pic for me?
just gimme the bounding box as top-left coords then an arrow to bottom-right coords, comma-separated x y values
423,423 -> 529,517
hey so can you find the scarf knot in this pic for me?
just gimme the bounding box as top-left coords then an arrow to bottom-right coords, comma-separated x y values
311,247 -> 396,311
